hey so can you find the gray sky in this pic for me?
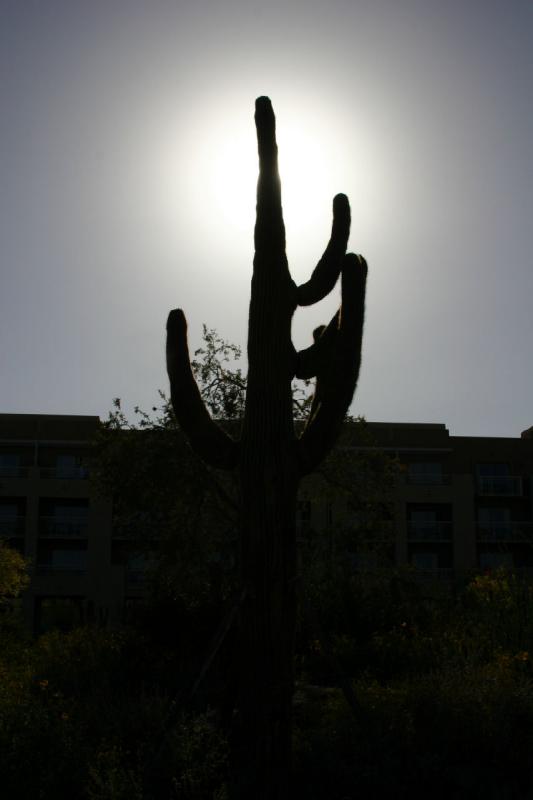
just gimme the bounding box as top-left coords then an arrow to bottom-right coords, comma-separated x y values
1,0 -> 531,436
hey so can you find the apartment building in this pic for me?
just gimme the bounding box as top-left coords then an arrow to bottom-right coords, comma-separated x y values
1,414 -> 533,632
0,414 -> 144,633
328,421 -> 533,579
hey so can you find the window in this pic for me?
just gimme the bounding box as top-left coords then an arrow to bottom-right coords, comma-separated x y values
0,454 -> 21,477
51,548 -> 86,571
410,510 -> 436,539
37,541 -> 88,572
0,503 -> 22,537
52,549 -> 87,570
54,503 -> 89,520
476,463 -> 521,495
407,506 -> 452,541
126,552 -> 152,586
408,462 -> 443,485
478,507 -> 511,540
0,504 -> 19,517
479,552 -> 514,570
123,597 -> 145,624
412,552 -> 439,570
39,499 -> 89,537
477,463 -> 510,477
55,454 -> 87,479
478,507 -> 511,522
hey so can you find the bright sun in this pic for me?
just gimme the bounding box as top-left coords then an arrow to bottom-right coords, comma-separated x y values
163,101 -> 351,261
150,97 -> 382,273
205,116 -> 343,241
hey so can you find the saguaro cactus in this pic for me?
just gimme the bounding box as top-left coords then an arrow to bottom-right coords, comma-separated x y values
166,97 -> 367,798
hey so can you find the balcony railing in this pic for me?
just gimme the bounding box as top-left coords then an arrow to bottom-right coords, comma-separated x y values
412,568 -> 454,582
0,466 -> 29,478
477,522 -> 533,542
39,466 -> 89,480
477,476 -> 522,496
35,563 -> 87,575
407,521 -> 452,541
0,517 -> 25,537
39,516 -> 89,538
126,569 -> 147,586
406,473 -> 451,486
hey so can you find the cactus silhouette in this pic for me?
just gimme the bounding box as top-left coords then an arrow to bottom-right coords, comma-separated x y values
166,97 -> 367,799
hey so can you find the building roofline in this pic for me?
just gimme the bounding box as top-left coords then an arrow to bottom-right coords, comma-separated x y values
0,413 -> 100,422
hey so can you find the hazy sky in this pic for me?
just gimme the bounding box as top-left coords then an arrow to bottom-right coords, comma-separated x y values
1,0 -> 531,436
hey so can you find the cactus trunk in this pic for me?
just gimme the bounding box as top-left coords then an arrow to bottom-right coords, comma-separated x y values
166,96 -> 367,799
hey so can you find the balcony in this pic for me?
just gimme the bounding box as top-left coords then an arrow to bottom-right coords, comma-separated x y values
39,516 -> 89,538
407,520 -> 452,541
406,473 -> 451,486
39,466 -> 89,480
477,521 -> 533,543
35,563 -> 87,575
0,465 -> 29,478
35,543 -> 88,574
0,517 -> 25,537
126,568 -> 147,587
412,568 -> 454,583
477,476 -> 522,496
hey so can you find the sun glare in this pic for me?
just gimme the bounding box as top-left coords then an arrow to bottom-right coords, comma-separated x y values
150,97 -> 382,276
209,119 -> 343,237
177,105 -> 350,256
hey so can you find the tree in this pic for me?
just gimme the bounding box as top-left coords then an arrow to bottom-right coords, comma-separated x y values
94,338 -> 395,609
0,541 -> 29,605
165,97 -> 367,798
92,328 -> 249,609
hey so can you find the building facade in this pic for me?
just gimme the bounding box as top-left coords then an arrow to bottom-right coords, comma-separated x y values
335,421 -> 533,578
0,414 -> 144,633
1,414 -> 533,632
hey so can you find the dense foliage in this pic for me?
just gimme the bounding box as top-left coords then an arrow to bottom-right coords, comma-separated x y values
2,569 -> 533,798
0,540 -> 29,601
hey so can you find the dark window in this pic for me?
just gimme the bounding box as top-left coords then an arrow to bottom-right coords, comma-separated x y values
476,464 -> 521,496
39,499 -> 89,538
477,463 -> 510,476
37,540 -> 88,572
407,504 -> 452,541
0,499 -> 25,539
479,552 -> 513,570
407,462 -> 443,485
0,454 -> 21,477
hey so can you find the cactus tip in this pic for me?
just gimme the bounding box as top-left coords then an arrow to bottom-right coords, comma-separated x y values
166,308 -> 186,332
255,96 -> 272,111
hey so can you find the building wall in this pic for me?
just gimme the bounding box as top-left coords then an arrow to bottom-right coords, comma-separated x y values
1,414 -> 533,632
0,414 -> 137,632
359,422 -> 533,577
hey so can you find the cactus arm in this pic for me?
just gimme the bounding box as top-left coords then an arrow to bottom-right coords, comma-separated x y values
166,309 -> 238,469
296,193 -> 351,307
294,317 -> 338,380
297,253 -> 367,474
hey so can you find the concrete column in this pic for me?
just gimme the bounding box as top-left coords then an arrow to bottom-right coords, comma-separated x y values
87,493 -> 116,625
394,481 -> 407,565
452,474 -> 477,572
